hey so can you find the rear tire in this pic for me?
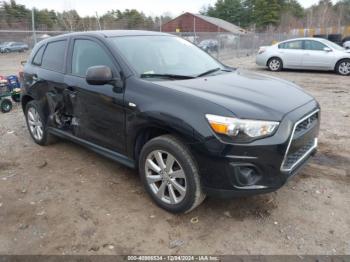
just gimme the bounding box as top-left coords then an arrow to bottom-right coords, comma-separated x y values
139,135 -> 205,213
1,99 -> 13,113
335,59 -> 350,76
267,57 -> 283,71
25,100 -> 57,146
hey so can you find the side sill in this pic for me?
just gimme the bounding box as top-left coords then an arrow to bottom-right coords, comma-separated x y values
48,128 -> 135,169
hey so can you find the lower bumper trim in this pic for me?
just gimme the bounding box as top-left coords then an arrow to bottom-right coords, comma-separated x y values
203,186 -> 278,198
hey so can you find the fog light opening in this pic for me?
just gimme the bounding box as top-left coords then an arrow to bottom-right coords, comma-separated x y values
236,166 -> 261,187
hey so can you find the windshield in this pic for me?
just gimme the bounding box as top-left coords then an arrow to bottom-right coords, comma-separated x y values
320,39 -> 345,51
109,35 -> 223,77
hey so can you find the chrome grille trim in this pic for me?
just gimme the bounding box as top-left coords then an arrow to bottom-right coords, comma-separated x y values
280,109 -> 319,172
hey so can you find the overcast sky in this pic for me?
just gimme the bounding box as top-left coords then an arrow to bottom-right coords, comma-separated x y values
16,0 -> 336,17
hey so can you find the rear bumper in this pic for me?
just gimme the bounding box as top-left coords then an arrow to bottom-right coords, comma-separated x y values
190,100 -> 320,198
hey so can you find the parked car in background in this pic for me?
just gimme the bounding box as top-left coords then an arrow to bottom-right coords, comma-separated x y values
256,37 -> 350,75
314,34 -> 343,46
22,31 -> 320,213
343,41 -> 350,49
342,36 -> 350,45
198,39 -> 219,52
0,42 -> 29,53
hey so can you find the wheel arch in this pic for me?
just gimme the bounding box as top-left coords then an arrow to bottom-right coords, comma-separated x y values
133,126 -> 169,163
21,94 -> 34,112
132,124 -> 198,165
267,56 -> 283,67
334,58 -> 350,71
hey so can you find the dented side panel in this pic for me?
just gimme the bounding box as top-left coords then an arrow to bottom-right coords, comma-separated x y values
64,74 -> 126,154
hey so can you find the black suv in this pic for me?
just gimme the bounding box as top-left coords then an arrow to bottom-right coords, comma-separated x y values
22,31 -> 320,213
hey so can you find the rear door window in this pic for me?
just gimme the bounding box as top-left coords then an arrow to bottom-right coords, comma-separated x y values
41,40 -> 66,72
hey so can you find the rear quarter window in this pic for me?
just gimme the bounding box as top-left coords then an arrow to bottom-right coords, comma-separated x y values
32,45 -> 45,66
41,40 -> 67,72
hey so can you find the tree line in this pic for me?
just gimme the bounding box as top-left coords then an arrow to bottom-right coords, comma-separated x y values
0,0 -> 172,31
1,0 -> 350,32
201,0 -> 350,31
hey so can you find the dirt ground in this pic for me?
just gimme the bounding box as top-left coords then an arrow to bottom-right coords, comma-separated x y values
0,52 -> 349,255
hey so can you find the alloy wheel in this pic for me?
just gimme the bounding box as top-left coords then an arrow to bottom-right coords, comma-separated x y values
27,107 -> 44,141
145,150 -> 187,205
338,61 -> 350,75
269,59 -> 281,71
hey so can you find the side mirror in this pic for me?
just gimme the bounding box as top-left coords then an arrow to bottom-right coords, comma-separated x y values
324,47 -> 332,52
86,65 -> 113,85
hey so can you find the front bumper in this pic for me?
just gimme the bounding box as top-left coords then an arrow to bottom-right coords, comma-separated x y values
256,54 -> 269,67
191,101 -> 320,198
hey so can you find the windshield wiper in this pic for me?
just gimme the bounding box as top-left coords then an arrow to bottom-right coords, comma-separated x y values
140,73 -> 195,80
197,67 -> 222,77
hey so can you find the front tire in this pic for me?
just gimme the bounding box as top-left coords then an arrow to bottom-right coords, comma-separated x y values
268,57 -> 283,71
25,100 -> 57,146
335,59 -> 350,76
139,135 -> 205,213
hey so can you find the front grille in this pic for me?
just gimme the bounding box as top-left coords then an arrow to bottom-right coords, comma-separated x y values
282,139 -> 316,170
281,110 -> 319,172
295,112 -> 318,134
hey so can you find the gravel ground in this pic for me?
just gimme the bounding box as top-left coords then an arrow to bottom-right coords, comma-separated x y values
0,52 -> 349,255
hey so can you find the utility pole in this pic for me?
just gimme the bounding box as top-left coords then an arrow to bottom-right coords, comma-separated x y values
193,16 -> 196,37
31,8 -> 37,46
160,16 -> 162,32
96,12 -> 102,30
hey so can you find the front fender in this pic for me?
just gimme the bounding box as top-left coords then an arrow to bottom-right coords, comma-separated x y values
124,77 -> 233,159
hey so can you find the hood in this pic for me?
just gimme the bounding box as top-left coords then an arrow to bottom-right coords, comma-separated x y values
156,69 -> 314,121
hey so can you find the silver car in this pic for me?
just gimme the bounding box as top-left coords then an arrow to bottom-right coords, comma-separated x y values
256,37 -> 350,76
0,42 -> 29,53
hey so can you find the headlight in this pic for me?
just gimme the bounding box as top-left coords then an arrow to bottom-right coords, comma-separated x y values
206,114 -> 279,142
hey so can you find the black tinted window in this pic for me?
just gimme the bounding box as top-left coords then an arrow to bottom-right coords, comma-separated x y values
41,40 -> 66,72
304,40 -> 327,51
32,45 -> 45,66
72,39 -> 115,77
279,40 -> 303,50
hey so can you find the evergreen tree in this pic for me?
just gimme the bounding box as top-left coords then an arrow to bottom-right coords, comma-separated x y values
253,0 -> 281,28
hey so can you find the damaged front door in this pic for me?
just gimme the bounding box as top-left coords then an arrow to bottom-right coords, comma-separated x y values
64,38 -> 126,154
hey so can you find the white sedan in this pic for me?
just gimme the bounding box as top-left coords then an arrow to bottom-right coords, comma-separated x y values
256,37 -> 350,75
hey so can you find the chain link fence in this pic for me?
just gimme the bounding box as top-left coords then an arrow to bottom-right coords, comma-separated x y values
0,29 -> 297,62
174,32 -> 296,62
